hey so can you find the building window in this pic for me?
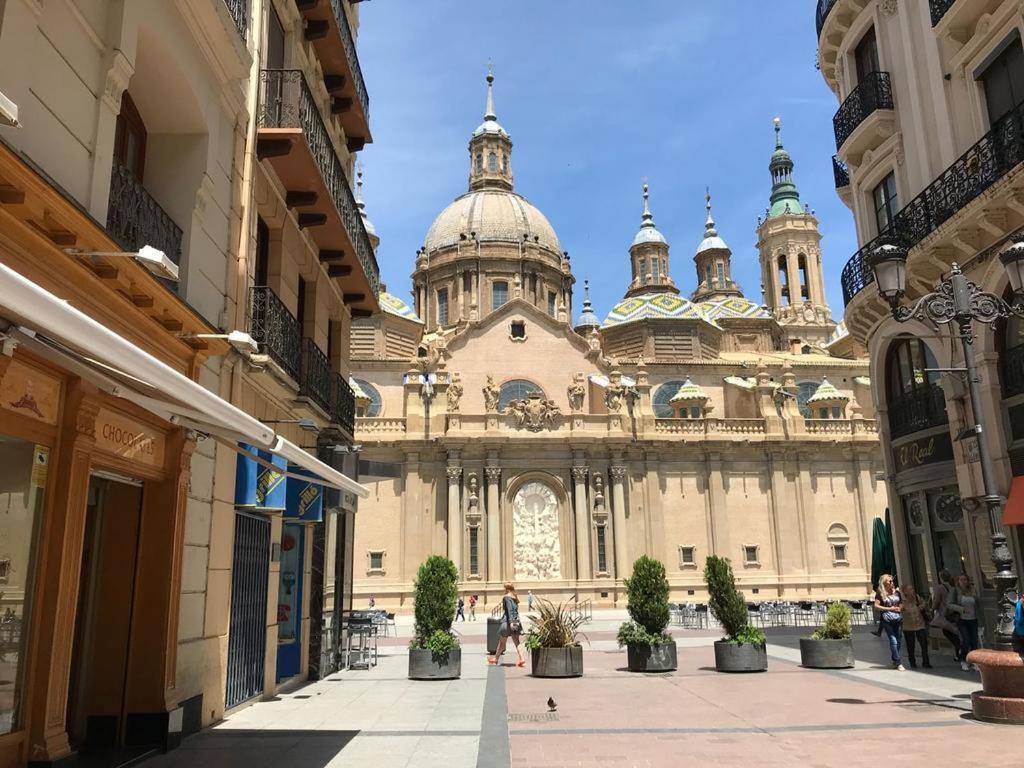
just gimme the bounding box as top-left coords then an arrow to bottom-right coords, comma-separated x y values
463,271 -> 472,292
716,262 -> 725,287
114,92 -> 147,182
818,407 -> 829,419
469,528 -> 479,576
596,525 -> 608,574
547,291 -> 556,316
652,257 -> 660,283
367,550 -> 386,574
492,281 -> 508,310
872,172 -> 899,235
475,153 -> 483,172
510,320 -> 526,339
828,524 -> 850,565
530,273 -> 538,296
352,378 -> 382,417
498,379 -> 544,411
742,545 -> 760,566
798,254 -> 809,300
979,37 -> 1024,126
705,264 -> 712,286
653,381 -> 691,418
502,153 -> 508,172
886,337 -> 939,400
678,546 -> 696,568
437,287 -> 449,326
487,152 -> 498,172
854,26 -> 880,84
640,259 -> 648,285
778,254 -> 790,304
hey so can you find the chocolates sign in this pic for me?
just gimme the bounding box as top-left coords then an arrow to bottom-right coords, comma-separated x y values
94,408 -> 165,467
893,432 -> 953,474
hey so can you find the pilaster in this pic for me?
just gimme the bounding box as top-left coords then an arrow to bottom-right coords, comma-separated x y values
446,457 -> 463,577
485,462 -> 502,583
609,463 -> 628,580
571,463 -> 590,581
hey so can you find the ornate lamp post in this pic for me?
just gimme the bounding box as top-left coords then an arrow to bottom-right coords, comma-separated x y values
865,240 -> 1024,722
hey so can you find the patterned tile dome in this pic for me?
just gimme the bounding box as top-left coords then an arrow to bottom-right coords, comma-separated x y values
423,189 -> 562,256
379,291 -> 423,323
602,292 -> 711,328
807,376 -> 849,404
668,378 -> 708,402
699,297 -> 771,321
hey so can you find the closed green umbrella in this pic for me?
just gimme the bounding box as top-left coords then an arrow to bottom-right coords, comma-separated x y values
870,512 -> 896,591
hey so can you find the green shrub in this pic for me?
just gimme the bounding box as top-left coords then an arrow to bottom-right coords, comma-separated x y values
703,555 -> 764,645
425,628 -> 459,657
410,555 -> 459,651
812,602 -> 852,641
527,597 -> 586,648
624,556 -> 671,636
616,621 -> 673,648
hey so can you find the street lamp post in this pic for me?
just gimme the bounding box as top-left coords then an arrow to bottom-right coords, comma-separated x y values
865,242 -> 1019,649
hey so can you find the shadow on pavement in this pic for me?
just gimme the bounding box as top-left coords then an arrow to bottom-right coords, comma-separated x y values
165,729 -> 360,767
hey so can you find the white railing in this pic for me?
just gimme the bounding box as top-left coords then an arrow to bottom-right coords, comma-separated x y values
356,417 -> 407,434
804,419 -> 853,435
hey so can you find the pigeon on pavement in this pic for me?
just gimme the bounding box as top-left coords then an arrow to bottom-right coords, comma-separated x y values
547,697 -> 557,712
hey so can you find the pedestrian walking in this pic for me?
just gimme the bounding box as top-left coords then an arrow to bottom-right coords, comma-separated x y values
369,595 -> 376,609
949,573 -> 980,671
900,584 -> 931,669
930,570 -> 962,663
874,574 -> 905,670
527,590 -> 534,612
468,594 -> 477,621
456,595 -> 466,622
487,582 -> 526,667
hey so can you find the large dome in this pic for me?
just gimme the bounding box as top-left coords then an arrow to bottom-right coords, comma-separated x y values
424,189 -> 561,255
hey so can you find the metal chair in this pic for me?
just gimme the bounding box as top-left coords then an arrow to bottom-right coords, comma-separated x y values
345,616 -> 378,669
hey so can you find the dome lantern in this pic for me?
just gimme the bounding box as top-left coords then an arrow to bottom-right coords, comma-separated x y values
691,189 -> 743,302
574,279 -> 600,335
469,67 -> 513,192
625,183 -> 677,298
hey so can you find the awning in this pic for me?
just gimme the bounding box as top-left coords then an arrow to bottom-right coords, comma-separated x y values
0,262 -> 367,498
588,373 -> 636,387
1004,476 -> 1024,526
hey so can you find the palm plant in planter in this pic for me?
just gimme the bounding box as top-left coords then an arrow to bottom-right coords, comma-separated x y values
800,602 -> 854,669
617,556 -> 677,672
525,598 -> 585,678
408,556 -> 461,680
704,555 -> 767,672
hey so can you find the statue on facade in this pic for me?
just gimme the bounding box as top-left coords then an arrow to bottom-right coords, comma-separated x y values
466,472 -> 480,519
483,374 -> 501,413
447,373 -> 464,412
592,473 -> 606,511
605,381 -> 625,413
567,372 -> 586,412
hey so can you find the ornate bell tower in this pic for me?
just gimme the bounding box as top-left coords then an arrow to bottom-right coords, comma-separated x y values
624,184 -> 678,298
468,68 -> 513,192
756,118 -> 835,347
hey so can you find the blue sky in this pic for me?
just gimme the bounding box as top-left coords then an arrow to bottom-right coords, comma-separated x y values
356,1 -> 854,319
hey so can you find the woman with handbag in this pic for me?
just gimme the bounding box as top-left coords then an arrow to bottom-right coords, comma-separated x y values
900,584 -> 931,669
874,574 -> 905,670
487,582 -> 526,667
930,570 -> 962,663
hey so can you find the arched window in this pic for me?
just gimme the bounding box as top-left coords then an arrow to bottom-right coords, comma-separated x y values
498,379 -> 544,411
705,264 -> 712,286
798,254 -> 809,300
652,257 -> 660,284
1001,310 -> 1024,399
492,280 -> 508,310
827,523 -> 850,565
475,153 -> 483,172
653,380 -> 690,418
487,152 -> 498,172
716,262 -> 726,286
886,336 -> 946,438
778,254 -> 790,304
502,153 -> 508,172
795,381 -> 819,418
352,378 -> 382,417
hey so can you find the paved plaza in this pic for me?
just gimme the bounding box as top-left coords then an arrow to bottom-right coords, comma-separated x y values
143,611 -> 1009,768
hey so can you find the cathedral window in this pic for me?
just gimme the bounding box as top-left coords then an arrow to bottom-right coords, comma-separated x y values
742,545 -> 760,566
367,550 -> 386,574
510,320 -> 526,339
678,546 -> 696,568
437,287 -> 449,325
492,280 -> 508,310
475,153 -> 483,173
487,151 -> 498,172
798,254 -> 809,300
653,381 -> 690,418
468,528 -> 479,576
652,257 -> 660,283
705,264 -> 712,286
596,525 -> 608,574
795,381 -> 818,418
828,524 -> 850,565
716,261 -> 725,287
778,254 -> 790,304
547,291 -> 556,316
352,378 -> 382,417
498,379 -> 544,411
502,153 -> 508,172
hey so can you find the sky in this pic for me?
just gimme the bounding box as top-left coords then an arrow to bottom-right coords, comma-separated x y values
355,1 -> 854,320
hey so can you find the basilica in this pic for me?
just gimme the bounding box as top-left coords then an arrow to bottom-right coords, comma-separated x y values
349,73 -> 885,607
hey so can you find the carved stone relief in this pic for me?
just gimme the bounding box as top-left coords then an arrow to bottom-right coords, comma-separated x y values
512,481 -> 561,581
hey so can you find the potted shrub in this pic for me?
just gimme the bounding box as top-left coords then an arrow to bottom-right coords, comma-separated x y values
617,556 -> 677,672
704,555 -> 767,672
800,602 -> 854,669
525,598 -> 585,678
408,555 -> 461,680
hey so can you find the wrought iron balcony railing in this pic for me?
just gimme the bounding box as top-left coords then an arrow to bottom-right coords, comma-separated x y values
816,0 -> 840,37
1003,342 -> 1024,398
257,69 -> 380,298
328,0 -> 369,125
106,159 -> 182,267
888,383 -> 948,440
833,71 -> 894,151
833,155 -> 850,188
249,286 -> 302,381
841,99 -> 1024,305
300,337 -> 332,414
223,0 -> 248,40
930,0 -> 956,26
330,372 -> 355,435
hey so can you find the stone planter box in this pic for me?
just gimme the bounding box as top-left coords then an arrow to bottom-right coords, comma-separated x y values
626,642 -> 677,672
408,647 -> 461,680
531,645 -> 583,678
713,640 -> 767,673
799,637 -> 854,669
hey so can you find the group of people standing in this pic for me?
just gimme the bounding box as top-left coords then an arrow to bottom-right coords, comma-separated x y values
455,593 -> 478,621
873,570 -> 983,671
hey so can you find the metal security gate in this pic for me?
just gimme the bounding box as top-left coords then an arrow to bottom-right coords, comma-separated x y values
225,511 -> 271,710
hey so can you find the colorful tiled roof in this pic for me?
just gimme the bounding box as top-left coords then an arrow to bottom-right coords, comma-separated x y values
699,297 -> 771,321
379,291 -> 423,323
349,377 -> 370,402
669,378 -> 708,402
602,292 -> 712,328
723,375 -> 757,390
807,376 -> 849,403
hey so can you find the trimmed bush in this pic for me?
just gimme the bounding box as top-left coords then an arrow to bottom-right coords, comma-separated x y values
812,602 -> 852,641
704,555 -> 765,645
411,555 -> 459,650
617,556 -> 673,648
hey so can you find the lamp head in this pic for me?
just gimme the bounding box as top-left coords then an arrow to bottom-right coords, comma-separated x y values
1000,238 -> 1024,295
865,241 -> 908,303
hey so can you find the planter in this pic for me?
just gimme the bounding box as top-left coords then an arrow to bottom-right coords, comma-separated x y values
799,637 -> 854,669
626,641 -> 678,672
713,640 -> 767,673
531,645 -> 583,678
408,647 -> 462,680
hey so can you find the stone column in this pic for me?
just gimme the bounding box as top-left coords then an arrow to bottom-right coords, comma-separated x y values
485,466 -> 502,583
572,465 -> 591,581
610,464 -> 628,578
446,464 -> 463,577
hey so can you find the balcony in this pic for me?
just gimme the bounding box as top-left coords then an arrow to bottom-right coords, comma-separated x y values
330,373 -> 355,436
832,155 -> 849,188
816,0 -> 839,38
1003,342 -> 1024,398
106,159 -> 182,267
223,0 -> 248,39
929,0 -> 956,25
249,286 -> 301,381
296,0 -> 371,148
842,100 -> 1024,306
888,384 -> 948,440
833,71 -> 895,159
257,69 -> 379,315
299,337 -> 332,414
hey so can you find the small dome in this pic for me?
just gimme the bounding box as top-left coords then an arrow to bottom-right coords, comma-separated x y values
696,191 -> 729,253
807,377 -> 849,404
379,291 -> 423,324
473,118 -> 508,138
603,292 -> 712,328
349,377 -> 371,404
631,183 -> 667,247
669,378 -> 708,403
424,189 -> 561,255
575,279 -> 600,330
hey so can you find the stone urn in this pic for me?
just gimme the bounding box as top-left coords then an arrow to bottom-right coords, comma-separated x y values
626,641 -> 678,672
799,637 -> 854,669
531,646 -> 583,678
713,640 -> 767,673
967,648 -> 1024,724
408,648 -> 462,680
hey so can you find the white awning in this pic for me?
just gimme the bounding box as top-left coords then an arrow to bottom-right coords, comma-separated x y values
588,373 -> 636,388
0,262 -> 367,498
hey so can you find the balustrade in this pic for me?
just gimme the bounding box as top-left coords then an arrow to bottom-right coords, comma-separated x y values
249,286 -> 302,381
106,159 -> 182,267
833,71 -> 894,151
223,0 -> 248,39
888,384 -> 948,439
816,0 -> 840,37
331,373 -> 356,435
300,338 -> 332,414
